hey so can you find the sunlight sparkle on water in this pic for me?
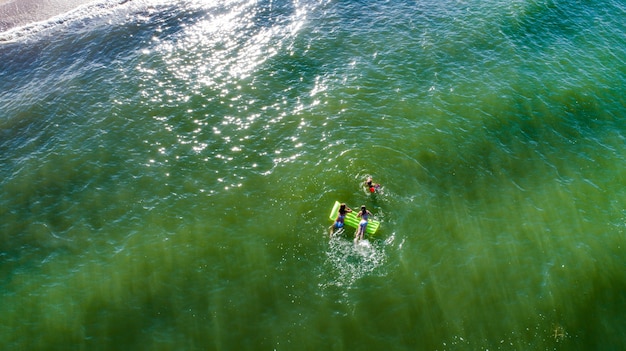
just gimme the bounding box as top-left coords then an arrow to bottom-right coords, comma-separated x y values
149,0 -> 310,94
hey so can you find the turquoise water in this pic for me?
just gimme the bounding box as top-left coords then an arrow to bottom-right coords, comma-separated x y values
1,0 -> 625,349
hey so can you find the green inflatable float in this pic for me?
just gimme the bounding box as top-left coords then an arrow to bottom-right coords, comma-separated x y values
329,201 -> 380,235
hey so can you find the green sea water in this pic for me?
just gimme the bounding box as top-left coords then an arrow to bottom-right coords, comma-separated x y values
1,0 -> 625,350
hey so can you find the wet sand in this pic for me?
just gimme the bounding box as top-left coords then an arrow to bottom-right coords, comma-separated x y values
0,0 -> 95,32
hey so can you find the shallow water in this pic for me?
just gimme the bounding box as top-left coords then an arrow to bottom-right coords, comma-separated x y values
1,0 -> 625,350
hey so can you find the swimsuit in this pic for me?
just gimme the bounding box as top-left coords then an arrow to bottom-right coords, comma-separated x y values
359,212 -> 369,227
335,210 -> 346,228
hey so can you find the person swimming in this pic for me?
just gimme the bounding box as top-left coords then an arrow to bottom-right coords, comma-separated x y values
366,176 -> 381,193
355,205 -> 372,242
329,203 -> 352,237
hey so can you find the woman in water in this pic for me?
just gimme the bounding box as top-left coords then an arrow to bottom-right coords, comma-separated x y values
329,203 -> 352,237
355,205 -> 372,242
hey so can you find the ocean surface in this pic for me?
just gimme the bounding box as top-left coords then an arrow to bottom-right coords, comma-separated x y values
1,0 -> 625,350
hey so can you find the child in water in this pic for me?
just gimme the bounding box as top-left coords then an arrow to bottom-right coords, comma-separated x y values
329,203 -> 352,237
365,176 -> 381,193
355,205 -> 372,242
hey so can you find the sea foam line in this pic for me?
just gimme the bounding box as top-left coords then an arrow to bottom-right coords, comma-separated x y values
0,0 -> 171,43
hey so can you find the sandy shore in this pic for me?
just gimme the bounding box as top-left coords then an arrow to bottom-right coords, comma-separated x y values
0,0 -> 95,32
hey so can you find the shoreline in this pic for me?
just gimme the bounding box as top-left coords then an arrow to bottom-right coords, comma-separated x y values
0,0 -> 95,32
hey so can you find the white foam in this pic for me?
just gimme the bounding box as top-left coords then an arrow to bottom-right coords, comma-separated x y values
0,0 -> 163,42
